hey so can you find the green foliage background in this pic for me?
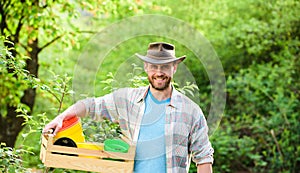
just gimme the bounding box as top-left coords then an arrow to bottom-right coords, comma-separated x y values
0,0 -> 299,172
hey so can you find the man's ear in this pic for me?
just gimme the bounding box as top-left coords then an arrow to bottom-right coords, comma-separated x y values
144,62 -> 148,73
173,62 -> 178,74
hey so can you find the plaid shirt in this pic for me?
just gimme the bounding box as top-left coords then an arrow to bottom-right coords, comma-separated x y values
81,86 -> 214,173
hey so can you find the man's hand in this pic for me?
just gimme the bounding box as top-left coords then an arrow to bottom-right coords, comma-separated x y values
197,163 -> 212,173
42,115 -> 65,135
42,101 -> 86,135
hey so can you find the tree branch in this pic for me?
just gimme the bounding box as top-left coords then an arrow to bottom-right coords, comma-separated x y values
0,1 -> 10,35
41,4 -> 48,9
20,42 -> 30,52
2,0 -> 12,10
13,14 -> 25,43
38,30 -> 97,53
38,35 -> 63,53
46,89 -> 61,106
270,129 -> 284,160
58,81 -> 67,114
76,30 -> 98,34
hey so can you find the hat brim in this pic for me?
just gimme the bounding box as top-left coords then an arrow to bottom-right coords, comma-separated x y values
135,53 -> 186,65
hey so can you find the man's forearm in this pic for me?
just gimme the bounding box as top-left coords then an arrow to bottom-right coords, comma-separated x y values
55,101 -> 87,121
42,100 -> 87,134
70,101 -> 87,118
197,163 -> 212,173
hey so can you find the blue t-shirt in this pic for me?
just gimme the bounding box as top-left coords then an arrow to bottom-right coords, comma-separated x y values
134,91 -> 170,173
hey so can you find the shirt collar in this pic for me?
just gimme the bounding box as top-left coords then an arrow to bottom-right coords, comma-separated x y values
136,86 -> 149,103
136,85 -> 181,109
169,87 -> 181,109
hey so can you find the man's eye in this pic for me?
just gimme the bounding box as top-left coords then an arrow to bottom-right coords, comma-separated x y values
162,65 -> 170,70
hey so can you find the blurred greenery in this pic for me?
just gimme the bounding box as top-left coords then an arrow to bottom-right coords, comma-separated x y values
0,0 -> 299,172
0,143 -> 32,173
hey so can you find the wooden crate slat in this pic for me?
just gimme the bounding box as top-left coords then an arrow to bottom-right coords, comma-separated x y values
48,145 -> 110,158
41,134 -> 48,147
44,153 -> 134,173
40,134 -> 136,172
40,143 -> 46,163
47,145 -> 135,160
105,147 -> 136,160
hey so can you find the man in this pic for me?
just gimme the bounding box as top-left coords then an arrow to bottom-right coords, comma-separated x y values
43,42 -> 214,173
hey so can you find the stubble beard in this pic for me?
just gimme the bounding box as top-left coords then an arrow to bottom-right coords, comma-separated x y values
148,75 -> 171,91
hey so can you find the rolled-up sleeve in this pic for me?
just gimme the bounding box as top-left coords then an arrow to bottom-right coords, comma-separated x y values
79,97 -> 95,117
78,92 -> 118,122
189,109 -> 214,165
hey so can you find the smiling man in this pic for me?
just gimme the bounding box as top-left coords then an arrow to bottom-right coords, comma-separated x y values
145,63 -> 173,90
43,42 -> 214,173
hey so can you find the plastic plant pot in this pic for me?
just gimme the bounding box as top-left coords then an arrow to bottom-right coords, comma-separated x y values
54,116 -> 85,143
53,137 -> 78,156
104,139 -> 130,153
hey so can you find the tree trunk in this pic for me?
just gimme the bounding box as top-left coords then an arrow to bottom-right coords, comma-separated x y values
0,106 -> 26,147
0,38 -> 39,147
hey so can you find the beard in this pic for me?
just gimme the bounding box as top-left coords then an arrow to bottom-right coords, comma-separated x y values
148,74 -> 172,91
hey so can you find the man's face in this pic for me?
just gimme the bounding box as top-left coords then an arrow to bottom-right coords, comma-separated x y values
144,62 -> 177,91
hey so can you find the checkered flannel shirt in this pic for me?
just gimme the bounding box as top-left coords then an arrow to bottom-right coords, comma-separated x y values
80,86 -> 214,173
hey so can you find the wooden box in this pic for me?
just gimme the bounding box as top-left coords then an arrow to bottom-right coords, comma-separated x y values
40,134 -> 136,173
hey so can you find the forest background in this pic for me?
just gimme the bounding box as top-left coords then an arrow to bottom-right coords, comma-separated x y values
0,0 -> 299,172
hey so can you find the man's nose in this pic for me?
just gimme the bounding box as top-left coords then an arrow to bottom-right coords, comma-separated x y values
156,66 -> 165,73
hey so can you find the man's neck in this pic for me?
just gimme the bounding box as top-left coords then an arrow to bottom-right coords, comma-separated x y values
149,85 -> 172,101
